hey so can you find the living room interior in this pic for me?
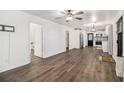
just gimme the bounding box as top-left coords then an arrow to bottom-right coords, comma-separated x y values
0,10 -> 124,82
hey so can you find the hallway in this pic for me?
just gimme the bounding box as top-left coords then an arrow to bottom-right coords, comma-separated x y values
0,47 -> 121,82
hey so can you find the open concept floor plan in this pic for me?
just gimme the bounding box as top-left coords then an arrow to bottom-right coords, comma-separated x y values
0,10 -> 124,82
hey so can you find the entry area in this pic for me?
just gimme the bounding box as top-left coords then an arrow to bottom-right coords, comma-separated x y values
0,47 -> 121,82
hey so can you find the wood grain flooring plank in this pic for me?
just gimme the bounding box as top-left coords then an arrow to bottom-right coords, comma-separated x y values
0,47 -> 122,82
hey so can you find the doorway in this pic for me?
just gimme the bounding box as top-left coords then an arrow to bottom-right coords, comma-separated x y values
79,32 -> 84,49
30,23 -> 43,60
117,33 -> 123,56
117,16 -> 123,57
66,31 -> 69,51
88,33 -> 94,46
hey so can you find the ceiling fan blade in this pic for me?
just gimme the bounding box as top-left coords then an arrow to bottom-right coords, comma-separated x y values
73,11 -> 84,15
75,17 -> 82,20
55,17 -> 62,19
60,11 -> 67,15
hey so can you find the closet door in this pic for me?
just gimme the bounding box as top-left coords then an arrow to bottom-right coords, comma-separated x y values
0,32 -> 10,69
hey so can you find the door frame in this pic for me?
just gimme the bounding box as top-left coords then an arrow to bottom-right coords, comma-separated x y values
79,32 -> 83,49
66,31 -> 69,51
87,33 -> 94,47
29,22 -> 43,60
116,16 -> 123,57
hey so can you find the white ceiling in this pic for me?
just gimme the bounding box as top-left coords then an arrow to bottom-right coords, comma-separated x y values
22,10 -> 118,30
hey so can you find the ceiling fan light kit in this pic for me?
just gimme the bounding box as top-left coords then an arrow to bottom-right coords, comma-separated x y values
66,16 -> 73,21
55,10 -> 83,22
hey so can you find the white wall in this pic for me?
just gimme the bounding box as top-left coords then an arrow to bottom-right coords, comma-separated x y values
0,32 -> 10,71
112,10 -> 124,57
0,10 -> 73,72
43,23 -> 66,58
0,11 -> 30,72
30,24 -> 36,45
82,30 -> 87,47
111,10 -> 124,78
107,25 -> 113,55
68,30 -> 88,49
69,30 -> 80,49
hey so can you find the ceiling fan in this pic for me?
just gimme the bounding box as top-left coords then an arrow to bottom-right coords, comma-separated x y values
55,10 -> 84,22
